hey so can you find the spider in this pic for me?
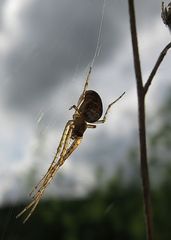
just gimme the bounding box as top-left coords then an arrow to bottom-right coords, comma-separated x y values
16,66 -> 125,223
161,1 -> 171,27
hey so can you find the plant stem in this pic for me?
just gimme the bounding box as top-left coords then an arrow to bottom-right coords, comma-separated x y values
144,42 -> 171,94
128,1 -> 153,239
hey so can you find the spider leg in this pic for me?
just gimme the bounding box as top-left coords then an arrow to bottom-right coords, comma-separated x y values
44,138 -> 82,185
69,105 -> 80,114
35,136 -> 81,196
95,92 -> 125,124
76,66 -> 92,108
35,123 -> 74,190
17,121 -> 74,222
52,120 -> 74,162
41,125 -> 74,187
87,124 -> 96,128
70,66 -> 92,115
57,137 -> 82,166
29,120 -> 73,196
16,194 -> 41,223
17,136 -> 81,223
39,137 -> 82,190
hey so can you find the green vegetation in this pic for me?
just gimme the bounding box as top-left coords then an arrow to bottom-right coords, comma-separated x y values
0,166 -> 171,240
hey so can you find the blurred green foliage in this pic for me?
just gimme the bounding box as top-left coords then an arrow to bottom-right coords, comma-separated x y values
0,167 -> 171,240
0,176 -> 144,240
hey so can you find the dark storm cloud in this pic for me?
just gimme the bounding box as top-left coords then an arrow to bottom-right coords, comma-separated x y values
1,0 -> 162,112
3,0 -> 123,112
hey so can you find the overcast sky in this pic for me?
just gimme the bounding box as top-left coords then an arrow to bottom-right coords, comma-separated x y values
0,0 -> 170,205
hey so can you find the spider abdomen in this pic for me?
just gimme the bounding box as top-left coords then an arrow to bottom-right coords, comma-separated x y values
79,90 -> 103,123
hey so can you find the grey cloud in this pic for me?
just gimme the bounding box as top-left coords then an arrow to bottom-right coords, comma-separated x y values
1,0 -> 162,114
136,0 -> 162,25
3,0 -> 124,113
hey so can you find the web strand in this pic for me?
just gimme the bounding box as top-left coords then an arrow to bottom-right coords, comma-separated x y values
91,0 -> 106,68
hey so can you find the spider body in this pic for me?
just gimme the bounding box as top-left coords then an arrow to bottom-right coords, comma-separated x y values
71,90 -> 103,139
79,90 -> 103,123
16,66 -> 125,223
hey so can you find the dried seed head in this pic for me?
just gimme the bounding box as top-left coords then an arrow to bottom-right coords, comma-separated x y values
161,1 -> 171,30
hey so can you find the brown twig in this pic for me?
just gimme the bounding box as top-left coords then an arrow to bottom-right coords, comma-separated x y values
128,1 -> 153,239
144,42 -> 171,94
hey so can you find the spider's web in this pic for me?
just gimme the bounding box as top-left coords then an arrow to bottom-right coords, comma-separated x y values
91,0 -> 107,68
